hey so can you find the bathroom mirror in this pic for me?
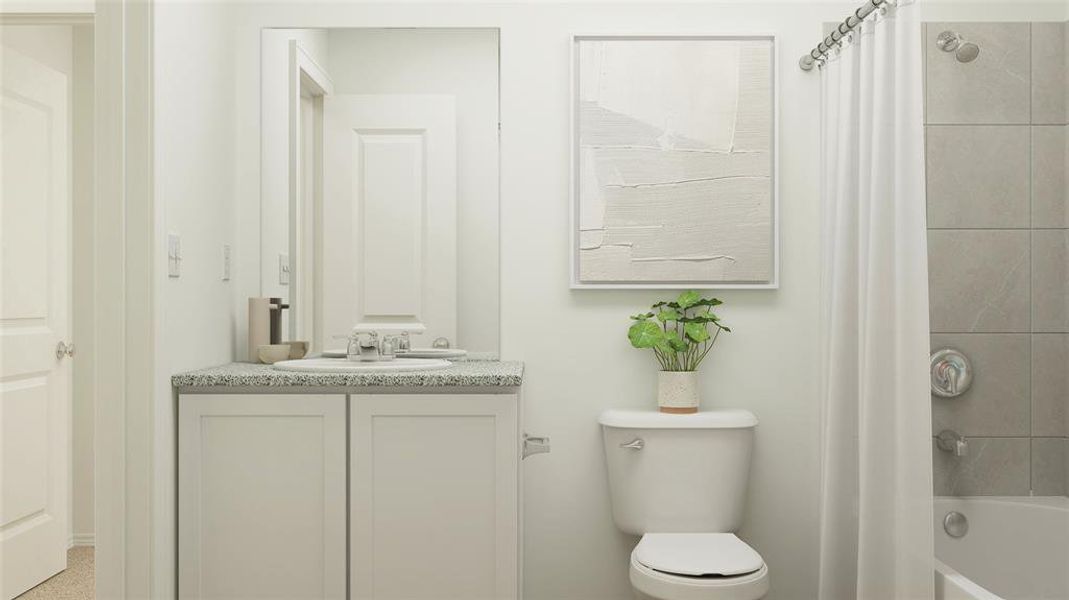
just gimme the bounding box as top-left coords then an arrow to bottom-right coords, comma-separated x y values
260,28 -> 501,355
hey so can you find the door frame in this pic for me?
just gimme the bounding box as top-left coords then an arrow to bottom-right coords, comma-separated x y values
288,40 -> 333,349
93,1 -> 156,598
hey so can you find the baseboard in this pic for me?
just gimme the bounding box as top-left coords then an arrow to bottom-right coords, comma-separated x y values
70,533 -> 95,547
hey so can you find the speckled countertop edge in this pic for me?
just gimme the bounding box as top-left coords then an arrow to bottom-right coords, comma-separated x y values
172,360 -> 524,389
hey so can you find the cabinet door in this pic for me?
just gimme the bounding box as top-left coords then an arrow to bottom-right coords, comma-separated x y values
351,394 -> 519,600
178,394 -> 346,600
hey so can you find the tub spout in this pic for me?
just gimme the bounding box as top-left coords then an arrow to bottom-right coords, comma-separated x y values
936,430 -> 968,457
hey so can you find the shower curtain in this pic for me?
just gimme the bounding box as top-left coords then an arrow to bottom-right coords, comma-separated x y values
817,1 -> 934,599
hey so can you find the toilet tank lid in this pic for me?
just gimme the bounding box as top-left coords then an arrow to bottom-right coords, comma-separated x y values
598,409 -> 757,429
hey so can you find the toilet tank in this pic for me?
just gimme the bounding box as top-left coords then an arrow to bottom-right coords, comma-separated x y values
599,409 -> 757,536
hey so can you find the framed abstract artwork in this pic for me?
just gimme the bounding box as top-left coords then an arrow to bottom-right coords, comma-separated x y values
571,34 -> 778,289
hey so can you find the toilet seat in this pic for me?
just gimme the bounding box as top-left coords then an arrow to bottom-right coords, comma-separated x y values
629,534 -> 769,600
635,533 -> 763,577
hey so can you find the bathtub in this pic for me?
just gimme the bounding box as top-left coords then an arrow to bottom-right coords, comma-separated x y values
934,496 -> 1069,600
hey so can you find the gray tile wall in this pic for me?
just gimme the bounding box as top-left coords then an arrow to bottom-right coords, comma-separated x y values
926,22 -> 1069,497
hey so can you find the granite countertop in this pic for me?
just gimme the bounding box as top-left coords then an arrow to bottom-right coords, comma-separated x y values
172,360 -> 524,389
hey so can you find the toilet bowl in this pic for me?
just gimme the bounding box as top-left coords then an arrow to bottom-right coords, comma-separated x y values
599,410 -> 768,600
628,533 -> 769,600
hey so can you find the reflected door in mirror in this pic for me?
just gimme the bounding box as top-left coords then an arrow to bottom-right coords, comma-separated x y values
323,94 -> 457,342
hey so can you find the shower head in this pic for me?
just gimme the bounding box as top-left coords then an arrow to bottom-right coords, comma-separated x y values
936,30 -> 979,63
955,41 -> 980,63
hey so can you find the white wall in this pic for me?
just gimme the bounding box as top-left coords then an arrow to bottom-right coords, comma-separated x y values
323,28 -> 501,353
153,0 -> 237,595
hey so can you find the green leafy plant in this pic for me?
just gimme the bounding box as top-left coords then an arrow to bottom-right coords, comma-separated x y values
628,290 -> 731,372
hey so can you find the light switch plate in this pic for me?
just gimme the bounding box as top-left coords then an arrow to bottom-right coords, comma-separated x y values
222,244 -> 231,281
167,233 -> 181,278
279,253 -> 290,285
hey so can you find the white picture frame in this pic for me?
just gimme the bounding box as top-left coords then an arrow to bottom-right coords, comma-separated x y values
570,34 -> 779,289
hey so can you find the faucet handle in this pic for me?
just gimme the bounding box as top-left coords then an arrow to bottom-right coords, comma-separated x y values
380,334 -> 401,359
931,348 -> 973,398
955,437 -> 969,457
350,329 -> 378,342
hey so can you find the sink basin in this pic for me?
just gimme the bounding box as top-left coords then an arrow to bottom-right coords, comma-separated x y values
321,348 -> 468,360
272,358 -> 452,373
398,348 -> 468,359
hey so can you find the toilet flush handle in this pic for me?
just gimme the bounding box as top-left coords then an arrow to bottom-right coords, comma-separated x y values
620,438 -> 644,450
522,433 -> 551,459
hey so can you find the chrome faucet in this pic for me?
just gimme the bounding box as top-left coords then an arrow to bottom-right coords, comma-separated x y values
346,330 -> 381,362
936,430 -> 969,457
337,328 -> 414,361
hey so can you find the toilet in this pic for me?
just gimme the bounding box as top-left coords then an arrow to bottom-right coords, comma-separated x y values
599,409 -> 769,600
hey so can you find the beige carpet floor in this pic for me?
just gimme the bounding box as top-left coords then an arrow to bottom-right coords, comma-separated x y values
16,546 -> 93,600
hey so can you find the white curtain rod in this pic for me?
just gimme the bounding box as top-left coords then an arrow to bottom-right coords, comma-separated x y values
799,0 -> 887,71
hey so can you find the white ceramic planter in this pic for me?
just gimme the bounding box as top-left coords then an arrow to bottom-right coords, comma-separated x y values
657,371 -> 700,413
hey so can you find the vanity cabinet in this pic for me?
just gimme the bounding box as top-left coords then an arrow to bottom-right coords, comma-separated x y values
350,395 -> 519,600
176,387 -> 521,600
177,394 -> 348,600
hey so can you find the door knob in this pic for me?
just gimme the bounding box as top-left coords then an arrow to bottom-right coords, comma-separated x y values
56,341 -> 75,359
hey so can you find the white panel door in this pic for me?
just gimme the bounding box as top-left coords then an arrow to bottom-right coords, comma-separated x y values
350,394 -> 519,600
178,394 -> 347,600
322,95 -> 457,343
0,45 -> 70,600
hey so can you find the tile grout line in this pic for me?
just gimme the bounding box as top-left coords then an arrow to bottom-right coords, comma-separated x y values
927,227 -> 1069,231
922,22 -> 928,126
1026,21 -> 1034,494
1028,21 -> 1034,495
